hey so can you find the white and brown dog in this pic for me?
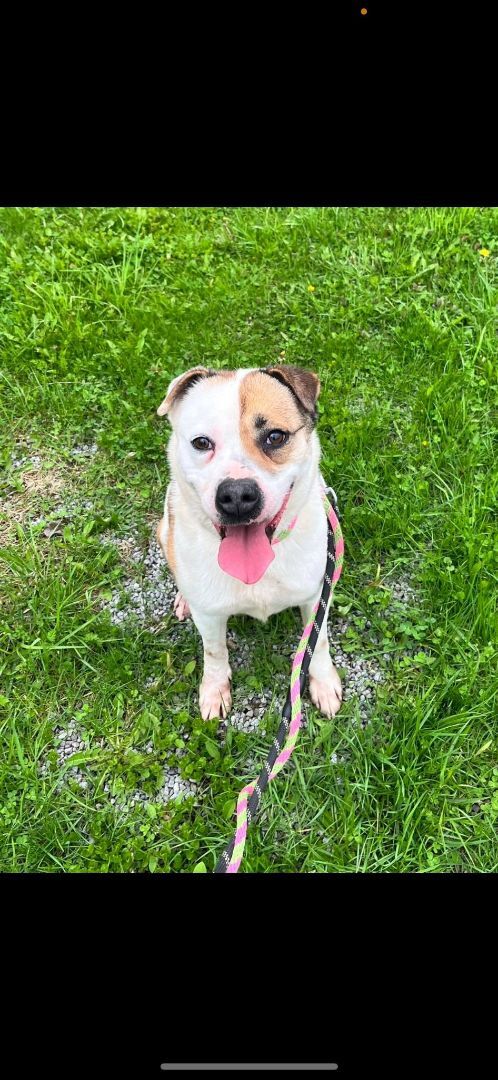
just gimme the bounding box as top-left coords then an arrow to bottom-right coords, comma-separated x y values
156,365 -> 342,721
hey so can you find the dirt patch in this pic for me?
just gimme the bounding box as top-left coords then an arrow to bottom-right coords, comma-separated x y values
1,446 -> 98,545
0,463 -> 66,543
21,468 -> 65,498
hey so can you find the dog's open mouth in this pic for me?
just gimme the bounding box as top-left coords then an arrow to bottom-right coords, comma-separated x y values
214,491 -> 292,585
215,520 -> 277,585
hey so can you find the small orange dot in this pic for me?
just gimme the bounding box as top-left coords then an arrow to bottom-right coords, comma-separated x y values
361,6 -> 367,13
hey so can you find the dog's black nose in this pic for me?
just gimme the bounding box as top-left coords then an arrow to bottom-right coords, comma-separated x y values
215,478 -> 263,523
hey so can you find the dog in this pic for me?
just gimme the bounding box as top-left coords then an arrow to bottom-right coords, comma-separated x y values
156,365 -> 342,721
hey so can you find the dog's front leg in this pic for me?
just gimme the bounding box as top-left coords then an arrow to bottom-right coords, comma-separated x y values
300,597 -> 342,718
189,606 -> 232,721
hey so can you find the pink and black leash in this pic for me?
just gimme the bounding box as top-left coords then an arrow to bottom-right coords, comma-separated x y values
214,487 -> 344,873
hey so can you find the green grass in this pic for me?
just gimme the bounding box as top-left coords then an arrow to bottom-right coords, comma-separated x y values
1,206 -> 497,873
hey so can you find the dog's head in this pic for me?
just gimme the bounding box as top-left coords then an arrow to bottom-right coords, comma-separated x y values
157,365 -> 321,582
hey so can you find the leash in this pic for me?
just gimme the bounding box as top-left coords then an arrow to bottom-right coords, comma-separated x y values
213,486 -> 344,873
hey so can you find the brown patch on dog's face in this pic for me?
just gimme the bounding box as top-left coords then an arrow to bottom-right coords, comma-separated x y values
239,368 -> 319,471
264,365 -> 320,421
157,367 -> 235,418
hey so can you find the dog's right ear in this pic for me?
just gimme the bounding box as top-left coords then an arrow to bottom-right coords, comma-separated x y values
157,367 -> 212,416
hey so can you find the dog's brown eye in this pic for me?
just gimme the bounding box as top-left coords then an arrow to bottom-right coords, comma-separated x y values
266,430 -> 288,447
191,436 -> 214,452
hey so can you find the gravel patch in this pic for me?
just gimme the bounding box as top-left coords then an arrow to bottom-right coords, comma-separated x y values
70,443 -> 98,458
30,498 -> 95,527
39,722 -> 197,808
13,443 -> 98,467
228,690 -> 276,734
39,719 -> 95,791
329,616 -> 384,727
143,674 -> 159,690
11,453 -> 42,469
223,630 -> 289,733
100,529 -> 178,628
385,574 -> 418,606
112,766 -> 197,809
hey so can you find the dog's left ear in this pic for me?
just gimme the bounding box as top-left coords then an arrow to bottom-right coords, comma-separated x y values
157,367 -> 212,417
264,365 -> 321,421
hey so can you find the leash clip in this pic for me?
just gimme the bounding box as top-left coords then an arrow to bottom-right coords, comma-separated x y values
324,485 -> 340,516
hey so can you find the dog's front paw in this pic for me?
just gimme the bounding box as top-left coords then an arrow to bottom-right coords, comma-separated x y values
199,677 -> 232,721
173,592 -> 191,621
309,669 -> 342,718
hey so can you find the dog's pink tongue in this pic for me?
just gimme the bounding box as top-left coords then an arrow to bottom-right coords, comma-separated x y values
218,522 -> 274,584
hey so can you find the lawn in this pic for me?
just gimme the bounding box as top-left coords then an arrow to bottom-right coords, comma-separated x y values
1,205 -> 497,873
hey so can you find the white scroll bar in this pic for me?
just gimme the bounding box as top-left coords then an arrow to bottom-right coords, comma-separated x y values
160,1066 -> 339,1072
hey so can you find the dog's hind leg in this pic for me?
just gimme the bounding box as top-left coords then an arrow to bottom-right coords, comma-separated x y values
157,486 -> 191,620
173,592 -> 191,621
189,606 -> 232,720
300,596 -> 342,718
